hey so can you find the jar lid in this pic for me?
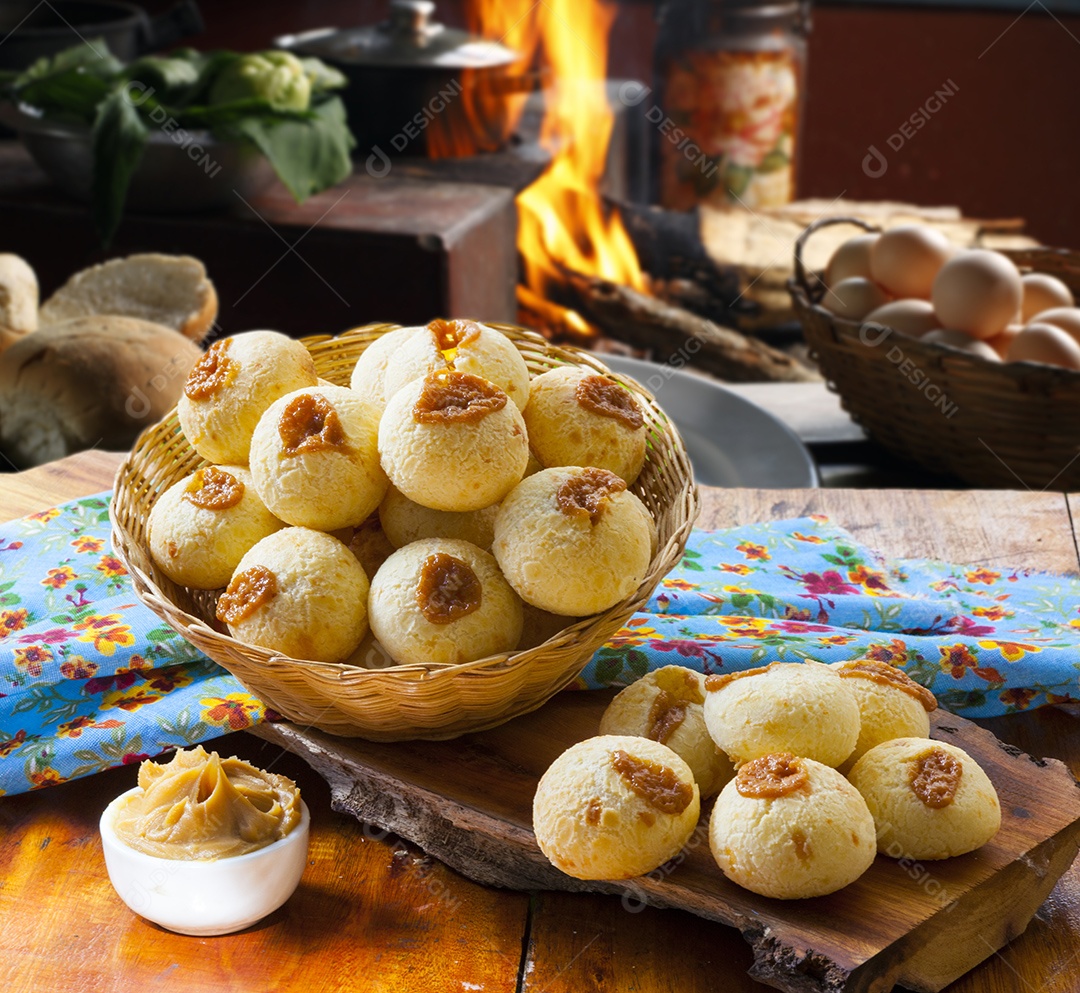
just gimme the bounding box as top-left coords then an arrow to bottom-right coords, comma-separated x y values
275,0 -> 520,70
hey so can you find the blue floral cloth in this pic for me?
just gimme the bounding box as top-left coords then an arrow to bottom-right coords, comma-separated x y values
2,495 -> 1079,797
0,494 -> 270,796
576,514 -> 1080,715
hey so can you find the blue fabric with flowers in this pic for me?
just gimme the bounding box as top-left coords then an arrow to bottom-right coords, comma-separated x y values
2,495 -> 1078,796
574,514 -> 1080,716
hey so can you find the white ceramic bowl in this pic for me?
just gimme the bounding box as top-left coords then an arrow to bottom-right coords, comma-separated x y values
100,787 -> 310,936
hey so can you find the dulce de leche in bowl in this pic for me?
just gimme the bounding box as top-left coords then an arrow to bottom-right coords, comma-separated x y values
100,746 -> 309,935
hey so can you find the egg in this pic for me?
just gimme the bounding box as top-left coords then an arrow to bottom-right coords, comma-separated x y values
1030,306 -> 1080,344
863,299 -> 939,339
1020,274 -> 1074,323
922,329 -> 1001,361
931,250 -> 1023,340
870,225 -> 952,299
1006,323 -> 1080,369
826,234 -> 879,287
823,277 -> 890,321
986,324 -> 1023,358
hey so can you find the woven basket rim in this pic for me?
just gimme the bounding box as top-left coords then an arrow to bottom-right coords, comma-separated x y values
109,323 -> 699,708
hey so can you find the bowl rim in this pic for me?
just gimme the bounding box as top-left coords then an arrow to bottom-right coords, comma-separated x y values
100,785 -> 311,868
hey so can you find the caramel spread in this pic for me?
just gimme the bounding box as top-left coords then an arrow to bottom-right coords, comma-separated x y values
113,745 -> 300,860
184,339 -> 238,401
735,753 -> 809,799
216,566 -> 278,624
183,466 -> 244,511
704,664 -> 773,693
836,659 -> 937,712
416,553 -> 482,624
585,798 -> 602,826
428,317 -> 481,358
556,467 -> 626,525
576,376 -> 645,430
278,393 -> 347,456
910,747 -> 962,808
646,690 -> 687,745
611,749 -> 694,815
413,371 -> 507,424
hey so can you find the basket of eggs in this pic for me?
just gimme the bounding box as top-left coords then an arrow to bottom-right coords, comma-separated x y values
790,216 -> 1080,489
110,321 -> 698,740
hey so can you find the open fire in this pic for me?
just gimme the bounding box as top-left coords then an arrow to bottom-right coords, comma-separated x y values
429,0 -> 646,339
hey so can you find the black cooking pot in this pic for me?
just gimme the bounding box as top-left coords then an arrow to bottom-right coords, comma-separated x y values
276,0 -> 531,164
0,0 -> 203,69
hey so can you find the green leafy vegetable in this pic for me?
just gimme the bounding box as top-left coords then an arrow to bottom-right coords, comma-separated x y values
1,43 -> 356,245
91,89 -> 149,244
228,97 -> 354,201
208,50 -> 311,112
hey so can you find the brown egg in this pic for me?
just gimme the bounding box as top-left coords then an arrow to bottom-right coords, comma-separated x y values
1006,323 -> 1080,369
922,329 -> 1000,361
1020,274 -> 1074,323
986,324 -> 1023,358
863,299 -> 939,339
931,250 -> 1023,340
826,234 -> 879,287
870,225 -> 952,299
823,277 -> 890,321
1030,306 -> 1080,344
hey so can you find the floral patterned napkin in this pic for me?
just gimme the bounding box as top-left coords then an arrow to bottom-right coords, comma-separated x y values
577,514 -> 1080,715
0,494 -> 269,796
3,495 -> 1079,797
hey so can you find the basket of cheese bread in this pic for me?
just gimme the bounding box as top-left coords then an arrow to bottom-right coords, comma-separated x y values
111,321 -> 698,740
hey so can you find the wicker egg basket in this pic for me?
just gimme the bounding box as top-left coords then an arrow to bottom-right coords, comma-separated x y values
791,216 -> 1080,489
110,323 -> 699,741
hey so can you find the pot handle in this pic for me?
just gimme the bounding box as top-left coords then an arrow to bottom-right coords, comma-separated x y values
139,0 -> 205,54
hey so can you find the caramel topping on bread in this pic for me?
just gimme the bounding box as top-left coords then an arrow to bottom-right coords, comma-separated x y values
184,338 -> 238,401
576,375 -> 644,430
216,565 -> 277,624
279,393 -> 347,456
555,467 -> 626,525
413,371 -> 508,424
735,753 -> 809,799
183,466 -> 244,511
836,659 -> 937,711
611,749 -> 694,815
416,553 -> 483,624
910,747 -> 962,808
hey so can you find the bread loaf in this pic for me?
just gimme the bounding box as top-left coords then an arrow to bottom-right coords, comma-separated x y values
0,316 -> 201,467
0,253 -> 38,337
39,254 -> 217,342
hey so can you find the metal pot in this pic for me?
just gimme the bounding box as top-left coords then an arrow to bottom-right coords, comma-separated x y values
276,0 -> 531,162
0,1 -> 204,70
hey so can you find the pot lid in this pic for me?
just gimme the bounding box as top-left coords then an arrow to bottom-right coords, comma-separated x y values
276,0 -> 520,70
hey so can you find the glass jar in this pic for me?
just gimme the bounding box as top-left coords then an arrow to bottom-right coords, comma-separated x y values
653,0 -> 810,210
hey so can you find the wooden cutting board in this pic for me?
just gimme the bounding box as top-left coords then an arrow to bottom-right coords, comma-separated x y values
254,695 -> 1080,993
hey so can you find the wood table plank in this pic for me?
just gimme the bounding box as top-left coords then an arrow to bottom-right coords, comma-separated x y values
0,452 -> 531,993
3,452 -> 1080,993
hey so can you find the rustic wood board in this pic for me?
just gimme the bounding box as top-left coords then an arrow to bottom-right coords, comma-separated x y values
253,696 -> 1080,993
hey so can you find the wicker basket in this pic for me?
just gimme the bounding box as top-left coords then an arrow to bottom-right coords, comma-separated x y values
791,217 -> 1080,489
110,323 -> 699,741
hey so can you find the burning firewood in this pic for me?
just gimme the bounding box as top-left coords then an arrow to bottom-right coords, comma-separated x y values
556,266 -> 819,384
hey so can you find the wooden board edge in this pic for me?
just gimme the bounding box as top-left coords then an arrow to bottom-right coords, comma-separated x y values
250,716 -> 1080,993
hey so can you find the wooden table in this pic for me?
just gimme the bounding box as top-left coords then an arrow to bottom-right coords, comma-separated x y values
3,451 -> 1079,993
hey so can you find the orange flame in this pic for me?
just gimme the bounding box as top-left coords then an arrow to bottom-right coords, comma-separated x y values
450,0 -> 646,304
